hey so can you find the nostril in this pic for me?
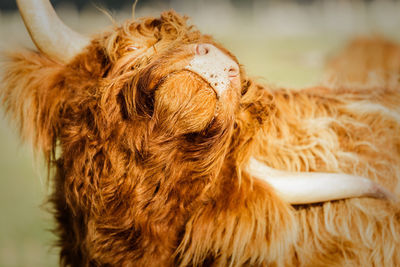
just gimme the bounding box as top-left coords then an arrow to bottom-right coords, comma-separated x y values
196,44 -> 209,56
228,66 -> 239,77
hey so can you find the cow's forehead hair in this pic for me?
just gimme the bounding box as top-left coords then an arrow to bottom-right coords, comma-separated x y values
100,10 -> 203,64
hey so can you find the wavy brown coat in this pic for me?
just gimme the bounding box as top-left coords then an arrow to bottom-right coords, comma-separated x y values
1,11 -> 400,267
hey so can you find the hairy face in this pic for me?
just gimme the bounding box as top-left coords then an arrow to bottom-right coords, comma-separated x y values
102,12 -> 243,136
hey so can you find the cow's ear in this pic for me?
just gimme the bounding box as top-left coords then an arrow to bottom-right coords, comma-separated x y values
1,50 -> 65,161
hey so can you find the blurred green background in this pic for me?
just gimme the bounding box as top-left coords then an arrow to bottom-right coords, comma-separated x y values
1,0 -> 400,266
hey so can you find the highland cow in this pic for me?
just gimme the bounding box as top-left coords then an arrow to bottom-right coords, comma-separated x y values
1,0 -> 400,266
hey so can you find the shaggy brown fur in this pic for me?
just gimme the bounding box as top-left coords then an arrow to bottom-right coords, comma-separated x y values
1,11 -> 400,266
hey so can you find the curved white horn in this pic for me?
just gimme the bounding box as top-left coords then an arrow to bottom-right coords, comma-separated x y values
247,158 -> 396,205
16,0 -> 90,63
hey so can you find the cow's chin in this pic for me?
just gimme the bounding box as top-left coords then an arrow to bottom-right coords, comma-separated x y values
153,71 -> 220,135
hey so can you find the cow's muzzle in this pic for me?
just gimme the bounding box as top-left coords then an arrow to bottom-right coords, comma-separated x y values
185,44 -> 240,98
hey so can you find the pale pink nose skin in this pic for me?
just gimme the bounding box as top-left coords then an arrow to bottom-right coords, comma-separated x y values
193,44 -> 240,95
195,43 -> 209,56
195,43 -> 240,79
227,66 -> 240,89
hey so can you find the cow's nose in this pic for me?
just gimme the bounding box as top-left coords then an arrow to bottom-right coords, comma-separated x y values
189,44 -> 240,97
195,44 -> 239,78
228,66 -> 239,78
195,43 -> 210,56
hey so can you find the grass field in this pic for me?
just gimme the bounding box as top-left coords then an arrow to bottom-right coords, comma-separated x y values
1,1 -> 400,266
